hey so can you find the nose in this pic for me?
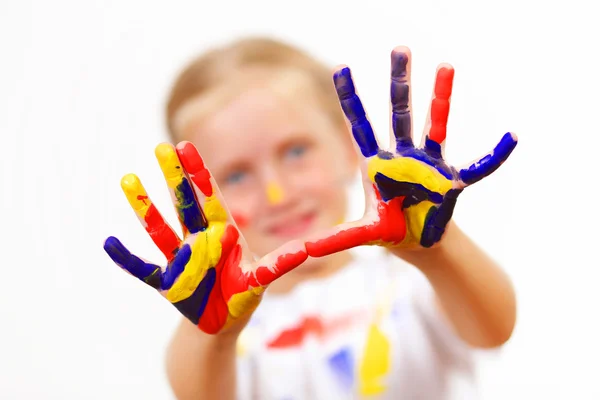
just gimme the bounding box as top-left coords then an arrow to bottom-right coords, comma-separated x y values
266,181 -> 285,205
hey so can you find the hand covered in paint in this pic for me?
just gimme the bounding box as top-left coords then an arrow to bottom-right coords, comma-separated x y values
104,142 -> 307,334
306,47 -> 517,256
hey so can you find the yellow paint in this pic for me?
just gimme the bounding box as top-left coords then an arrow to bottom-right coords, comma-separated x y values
204,194 -> 228,222
166,222 -> 225,302
155,143 -> 185,189
120,173 -> 150,219
367,156 -> 452,195
359,324 -> 391,396
266,182 -> 284,205
401,201 -> 436,247
227,286 -> 264,319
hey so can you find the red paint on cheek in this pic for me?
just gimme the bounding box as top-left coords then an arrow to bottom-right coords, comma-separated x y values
305,185 -> 406,257
231,212 -> 249,228
144,203 -> 181,261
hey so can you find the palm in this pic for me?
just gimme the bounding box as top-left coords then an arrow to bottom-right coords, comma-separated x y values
306,47 -> 517,257
104,142 -> 307,334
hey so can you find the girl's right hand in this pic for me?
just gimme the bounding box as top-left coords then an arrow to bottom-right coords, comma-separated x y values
104,142 -> 308,335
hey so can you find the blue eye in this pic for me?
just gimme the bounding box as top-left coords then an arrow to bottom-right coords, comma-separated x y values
225,171 -> 247,185
286,144 -> 307,159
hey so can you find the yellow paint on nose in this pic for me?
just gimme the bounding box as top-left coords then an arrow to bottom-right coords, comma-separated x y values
266,182 -> 284,205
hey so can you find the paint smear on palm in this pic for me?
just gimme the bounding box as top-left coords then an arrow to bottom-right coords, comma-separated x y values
359,286 -> 394,396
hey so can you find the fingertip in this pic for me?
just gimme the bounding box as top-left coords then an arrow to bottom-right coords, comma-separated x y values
103,236 -> 128,263
120,173 -> 142,192
175,140 -> 194,152
154,142 -> 177,161
333,66 -> 355,97
332,63 -> 350,75
391,45 -> 411,56
103,236 -> 119,250
391,47 -> 411,76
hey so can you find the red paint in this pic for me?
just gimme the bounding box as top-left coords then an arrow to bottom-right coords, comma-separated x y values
254,248 -> 308,286
306,186 -> 406,258
137,195 -> 148,205
177,142 -> 213,197
144,203 -> 181,261
429,67 -> 454,145
197,224 -> 239,334
231,212 -> 249,228
267,312 -> 361,349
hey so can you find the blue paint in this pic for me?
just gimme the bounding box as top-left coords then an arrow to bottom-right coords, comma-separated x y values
328,347 -> 354,390
374,173 -> 444,205
459,132 -> 517,185
104,236 -> 163,289
377,150 -> 395,160
394,146 -> 456,180
333,67 -> 379,157
173,267 -> 216,325
161,243 -> 191,290
423,137 -> 443,159
390,51 -> 412,145
175,178 -> 205,234
420,189 -> 463,247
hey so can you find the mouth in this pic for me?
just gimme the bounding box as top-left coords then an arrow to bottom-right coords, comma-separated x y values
266,210 -> 318,238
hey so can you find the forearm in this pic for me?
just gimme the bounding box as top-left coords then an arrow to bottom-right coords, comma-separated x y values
393,221 -> 516,348
166,319 -> 238,400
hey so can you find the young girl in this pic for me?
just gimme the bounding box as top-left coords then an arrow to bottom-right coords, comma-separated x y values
104,37 -> 518,399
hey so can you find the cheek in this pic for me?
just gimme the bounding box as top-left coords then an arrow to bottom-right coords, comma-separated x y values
221,189 -> 261,228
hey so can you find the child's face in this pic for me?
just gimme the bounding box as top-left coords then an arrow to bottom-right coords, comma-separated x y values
182,86 -> 355,258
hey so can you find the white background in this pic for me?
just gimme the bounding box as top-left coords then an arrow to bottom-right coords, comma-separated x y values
1,0 -> 598,398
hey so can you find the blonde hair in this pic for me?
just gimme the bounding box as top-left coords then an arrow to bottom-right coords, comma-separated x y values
165,37 -> 346,141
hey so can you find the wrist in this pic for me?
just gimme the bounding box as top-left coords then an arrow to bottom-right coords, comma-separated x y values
391,220 -> 462,271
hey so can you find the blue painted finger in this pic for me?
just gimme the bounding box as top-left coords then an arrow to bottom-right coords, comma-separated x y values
161,243 -> 191,290
104,236 -> 163,289
420,189 -> 463,248
390,50 -> 413,149
333,67 -> 379,157
172,268 -> 216,325
175,178 -> 206,234
459,132 -> 518,185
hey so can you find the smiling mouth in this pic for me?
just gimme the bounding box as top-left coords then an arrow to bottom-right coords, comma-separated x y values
266,211 -> 318,238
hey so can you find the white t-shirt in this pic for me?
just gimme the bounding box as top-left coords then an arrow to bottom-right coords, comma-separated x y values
235,247 -> 479,400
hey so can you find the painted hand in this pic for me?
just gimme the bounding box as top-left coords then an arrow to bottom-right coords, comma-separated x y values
104,142 -> 307,334
306,47 -> 518,256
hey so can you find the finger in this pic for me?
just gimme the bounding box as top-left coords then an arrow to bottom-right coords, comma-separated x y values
161,243 -> 192,290
103,236 -> 163,289
458,132 -> 518,186
305,220 -> 380,258
390,47 -> 414,150
420,189 -> 463,248
176,141 -> 229,224
120,173 -> 181,262
422,65 -> 455,157
155,143 -> 206,234
333,66 -> 380,158
252,239 -> 308,286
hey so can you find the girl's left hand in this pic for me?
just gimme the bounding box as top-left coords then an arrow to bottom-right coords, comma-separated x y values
306,46 -> 518,257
